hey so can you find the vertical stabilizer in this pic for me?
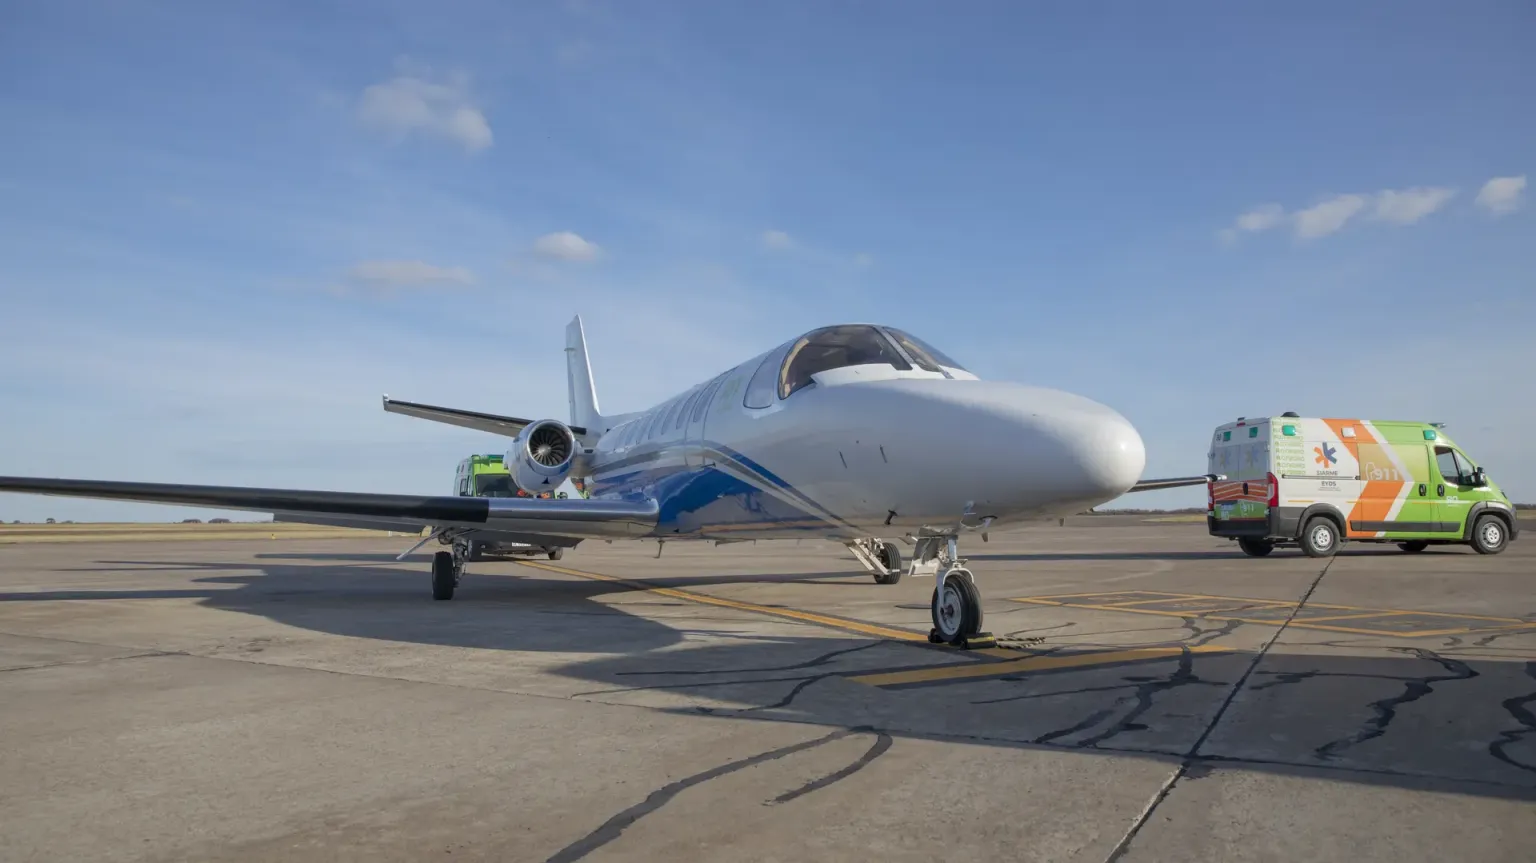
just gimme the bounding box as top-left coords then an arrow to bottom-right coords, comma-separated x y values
565,315 -> 603,436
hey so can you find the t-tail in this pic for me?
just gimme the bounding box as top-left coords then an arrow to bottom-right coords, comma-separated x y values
565,315 -> 603,441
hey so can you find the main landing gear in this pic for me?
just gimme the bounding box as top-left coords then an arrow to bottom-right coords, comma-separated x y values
912,534 -> 995,649
847,538 -> 904,584
431,549 -> 461,601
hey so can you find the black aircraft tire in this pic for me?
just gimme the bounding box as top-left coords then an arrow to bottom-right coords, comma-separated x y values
874,541 -> 904,584
431,551 -> 456,600
930,569 -> 982,644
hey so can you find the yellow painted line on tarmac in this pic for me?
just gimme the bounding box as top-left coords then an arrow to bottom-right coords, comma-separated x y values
516,559 -> 929,644
847,645 -> 1228,688
1009,591 -> 1536,638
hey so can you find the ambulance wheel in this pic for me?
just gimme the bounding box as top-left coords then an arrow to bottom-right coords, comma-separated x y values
1238,538 -> 1274,557
1398,540 -> 1429,553
874,540 -> 904,584
1471,515 -> 1509,555
431,551 -> 457,600
1299,517 -> 1340,558
547,548 -> 564,561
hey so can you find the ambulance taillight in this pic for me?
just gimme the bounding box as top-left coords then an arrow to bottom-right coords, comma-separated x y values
1267,472 -> 1279,508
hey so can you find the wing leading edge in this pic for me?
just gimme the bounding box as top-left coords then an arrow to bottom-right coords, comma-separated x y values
1128,473 -> 1224,492
0,476 -> 655,540
381,396 -> 589,439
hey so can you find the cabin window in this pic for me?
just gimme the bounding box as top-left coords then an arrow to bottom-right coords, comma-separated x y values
676,388 -> 702,430
777,325 -> 911,400
693,375 -> 725,422
881,327 -> 968,374
744,342 -> 792,409
660,398 -> 684,434
643,407 -> 665,440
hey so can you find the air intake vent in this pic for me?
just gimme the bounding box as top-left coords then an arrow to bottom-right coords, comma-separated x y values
527,424 -> 571,466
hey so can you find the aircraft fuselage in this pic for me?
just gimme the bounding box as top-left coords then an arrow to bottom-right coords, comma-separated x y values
576,329 -> 1147,542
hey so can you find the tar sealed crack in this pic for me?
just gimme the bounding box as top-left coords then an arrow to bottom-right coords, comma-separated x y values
544,727 -> 891,863
977,616 -> 1231,747
1311,647 -> 1477,761
1488,660 -> 1536,776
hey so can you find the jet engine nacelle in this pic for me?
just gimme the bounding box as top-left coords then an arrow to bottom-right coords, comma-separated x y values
508,419 -> 577,494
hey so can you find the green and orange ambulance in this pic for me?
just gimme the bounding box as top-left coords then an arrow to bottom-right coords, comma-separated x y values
1206,414 -> 1518,557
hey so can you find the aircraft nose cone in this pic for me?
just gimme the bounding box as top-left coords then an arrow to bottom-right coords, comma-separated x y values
1060,408 -> 1147,499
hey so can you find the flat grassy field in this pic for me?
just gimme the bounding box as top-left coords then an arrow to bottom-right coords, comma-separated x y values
0,521 -> 407,544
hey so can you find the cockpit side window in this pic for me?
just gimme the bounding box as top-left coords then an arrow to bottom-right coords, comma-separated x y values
743,342 -> 792,409
777,325 -> 911,400
882,327 -> 967,373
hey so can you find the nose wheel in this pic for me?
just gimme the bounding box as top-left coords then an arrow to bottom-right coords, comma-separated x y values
919,534 -> 994,648
929,567 -> 985,645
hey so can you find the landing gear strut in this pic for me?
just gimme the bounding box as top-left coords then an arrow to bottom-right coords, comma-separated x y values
915,535 -> 994,649
847,538 -> 904,584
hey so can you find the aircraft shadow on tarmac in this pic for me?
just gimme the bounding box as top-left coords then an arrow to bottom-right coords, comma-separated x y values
8,554 -> 1536,805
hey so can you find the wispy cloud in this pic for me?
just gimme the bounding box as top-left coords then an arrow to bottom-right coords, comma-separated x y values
531,231 -> 603,262
1222,180 -> 1472,242
759,227 -> 871,271
341,260 -> 476,294
1370,186 -> 1457,224
761,229 -> 794,250
1476,175 -> 1526,216
1292,193 -> 1371,239
356,63 -> 492,153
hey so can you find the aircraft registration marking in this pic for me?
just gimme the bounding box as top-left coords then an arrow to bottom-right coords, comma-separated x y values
1009,590 -> 1536,638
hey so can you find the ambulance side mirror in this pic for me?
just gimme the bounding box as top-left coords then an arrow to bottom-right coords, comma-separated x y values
1470,469 -> 1488,487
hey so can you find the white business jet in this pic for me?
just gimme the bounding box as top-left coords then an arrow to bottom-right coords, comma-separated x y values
0,317 -> 1216,648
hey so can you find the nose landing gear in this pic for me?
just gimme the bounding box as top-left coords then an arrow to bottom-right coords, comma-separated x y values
919,535 -> 994,649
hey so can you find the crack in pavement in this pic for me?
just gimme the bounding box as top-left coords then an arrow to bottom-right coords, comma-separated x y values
613,641 -> 883,678
1314,648 -> 1478,761
1488,661 -> 1536,776
1101,558 -> 1337,863
543,727 -> 891,863
971,616 -> 1236,747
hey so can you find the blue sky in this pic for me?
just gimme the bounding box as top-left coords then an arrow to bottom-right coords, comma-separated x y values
1,0 -> 1533,523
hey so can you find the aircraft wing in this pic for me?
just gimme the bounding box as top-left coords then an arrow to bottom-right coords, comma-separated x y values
381,396 -> 589,438
0,476 -> 655,540
1128,473 -> 1224,492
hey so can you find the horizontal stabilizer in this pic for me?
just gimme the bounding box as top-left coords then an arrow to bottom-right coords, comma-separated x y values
1129,473 -> 1225,492
0,476 -> 654,540
382,396 -> 588,438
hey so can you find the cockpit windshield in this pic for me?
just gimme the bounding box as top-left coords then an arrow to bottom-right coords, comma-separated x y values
881,327 -> 968,374
777,324 -> 912,399
475,474 -> 516,497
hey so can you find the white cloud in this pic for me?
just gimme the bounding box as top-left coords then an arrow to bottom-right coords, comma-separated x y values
1476,175 -> 1526,216
1370,186 -> 1456,224
1292,193 -> 1369,239
344,260 -> 476,291
356,66 -> 492,152
1235,204 -> 1287,233
1221,180 -> 1482,242
761,229 -> 794,250
531,231 -> 602,262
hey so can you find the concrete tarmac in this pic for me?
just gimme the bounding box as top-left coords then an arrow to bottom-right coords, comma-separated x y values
1,518 -> 1533,862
